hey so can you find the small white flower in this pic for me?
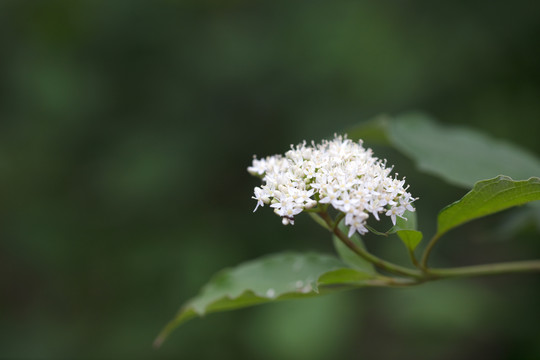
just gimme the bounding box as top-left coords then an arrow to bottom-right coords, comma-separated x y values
385,205 -> 407,226
248,135 -> 417,234
319,188 -> 341,206
252,187 -> 269,212
335,192 -> 359,213
367,198 -> 385,221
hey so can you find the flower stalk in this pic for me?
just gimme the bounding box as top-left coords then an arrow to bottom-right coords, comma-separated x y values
419,233 -> 442,269
314,209 -> 540,283
317,211 -> 425,279
425,260 -> 540,278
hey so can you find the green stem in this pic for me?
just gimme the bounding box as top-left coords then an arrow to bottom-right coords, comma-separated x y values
427,260 -> 540,279
420,233 -> 442,269
333,212 -> 345,228
366,276 -> 423,287
408,248 -> 420,269
317,212 -> 424,279
312,211 -> 540,283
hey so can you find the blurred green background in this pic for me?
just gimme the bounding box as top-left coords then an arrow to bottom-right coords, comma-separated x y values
2,1 -> 540,359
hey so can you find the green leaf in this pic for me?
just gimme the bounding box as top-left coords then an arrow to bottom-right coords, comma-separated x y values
333,223 -> 376,274
154,252 -> 374,347
387,210 -> 423,251
349,113 -> 540,189
387,113 -> 540,188
437,176 -> 540,236
318,268 -> 375,286
396,230 -> 423,251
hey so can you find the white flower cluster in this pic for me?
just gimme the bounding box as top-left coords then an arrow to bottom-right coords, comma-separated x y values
248,135 -> 417,237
